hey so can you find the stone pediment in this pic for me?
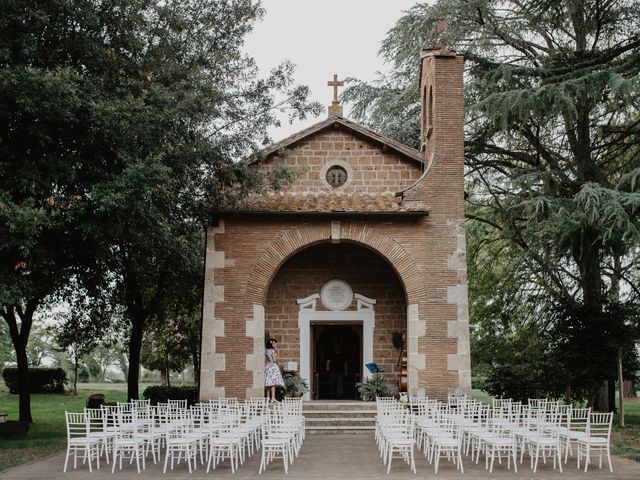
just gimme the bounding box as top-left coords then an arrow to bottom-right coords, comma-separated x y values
250,116 -> 424,166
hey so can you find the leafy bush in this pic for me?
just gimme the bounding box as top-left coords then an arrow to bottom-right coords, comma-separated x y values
0,420 -> 30,439
2,367 -> 67,394
284,373 -> 309,397
356,376 -> 398,401
142,385 -> 198,405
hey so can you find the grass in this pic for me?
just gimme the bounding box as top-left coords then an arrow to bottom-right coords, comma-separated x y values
0,384 -> 145,471
472,388 -> 640,464
1,385 -> 639,471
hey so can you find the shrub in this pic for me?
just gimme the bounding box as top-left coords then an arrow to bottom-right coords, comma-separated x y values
0,420 -> 30,439
142,385 -> 199,406
284,373 -> 309,397
356,376 -> 398,401
2,367 -> 67,394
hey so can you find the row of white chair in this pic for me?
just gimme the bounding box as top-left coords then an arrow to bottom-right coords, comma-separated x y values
64,397 -> 306,475
376,396 -> 614,475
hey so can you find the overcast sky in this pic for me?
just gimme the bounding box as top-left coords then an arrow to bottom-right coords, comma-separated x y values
244,0 -> 421,142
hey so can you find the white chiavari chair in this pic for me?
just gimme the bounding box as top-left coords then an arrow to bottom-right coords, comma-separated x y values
259,406 -> 295,474
383,409 -> 416,474
163,410 -> 200,474
560,406 -> 590,463
84,407 -> 114,464
111,410 -> 146,473
577,411 -> 613,472
64,411 -> 101,472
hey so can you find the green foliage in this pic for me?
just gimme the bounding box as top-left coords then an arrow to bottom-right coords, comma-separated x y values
356,376 -> 398,401
141,316 -> 193,383
142,385 -> 198,406
0,322 -> 14,368
344,0 -> 640,405
283,373 -> 309,397
2,367 -> 66,394
25,325 -> 54,368
0,0 -> 322,412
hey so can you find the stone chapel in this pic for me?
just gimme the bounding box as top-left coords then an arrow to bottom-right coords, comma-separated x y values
199,47 -> 471,401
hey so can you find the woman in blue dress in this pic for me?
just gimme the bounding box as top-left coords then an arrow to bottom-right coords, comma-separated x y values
264,338 -> 284,402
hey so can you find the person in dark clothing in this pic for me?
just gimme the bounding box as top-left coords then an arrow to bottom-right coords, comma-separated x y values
326,347 -> 348,398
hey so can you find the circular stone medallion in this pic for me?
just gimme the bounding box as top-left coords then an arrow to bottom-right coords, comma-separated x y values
325,165 -> 348,188
320,279 -> 353,311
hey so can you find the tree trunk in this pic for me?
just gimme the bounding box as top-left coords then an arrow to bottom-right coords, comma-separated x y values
191,345 -> 200,387
618,347 -> 625,427
3,306 -> 35,423
165,352 -> 171,387
127,316 -> 144,401
73,357 -> 79,396
15,340 -> 32,422
118,352 -> 129,379
623,380 -> 637,398
593,381 -> 610,412
160,368 -> 168,386
608,376 -> 616,413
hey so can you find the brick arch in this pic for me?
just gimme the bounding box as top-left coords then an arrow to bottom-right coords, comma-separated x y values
245,222 -> 426,306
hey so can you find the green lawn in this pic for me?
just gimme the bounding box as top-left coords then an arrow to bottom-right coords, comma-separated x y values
0,385 -> 135,471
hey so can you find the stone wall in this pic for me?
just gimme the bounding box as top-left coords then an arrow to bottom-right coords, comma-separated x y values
258,129 -> 422,194
265,243 -> 406,380
199,49 -> 471,401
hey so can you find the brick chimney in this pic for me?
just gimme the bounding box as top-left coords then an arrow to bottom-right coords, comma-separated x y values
419,47 -> 464,165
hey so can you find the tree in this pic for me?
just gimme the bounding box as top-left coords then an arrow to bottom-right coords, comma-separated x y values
141,315 -> 193,386
344,0 -> 640,407
0,0 -> 106,418
0,321 -> 13,368
26,324 -> 54,367
80,0 -> 320,401
85,345 -> 119,383
52,293 -> 113,395
1,0 -> 321,417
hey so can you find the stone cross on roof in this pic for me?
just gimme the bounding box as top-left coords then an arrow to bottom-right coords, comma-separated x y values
327,73 -> 344,117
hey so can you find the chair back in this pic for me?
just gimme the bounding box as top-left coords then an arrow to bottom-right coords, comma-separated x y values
588,412 -> 613,442
84,408 -> 103,433
66,411 -> 88,440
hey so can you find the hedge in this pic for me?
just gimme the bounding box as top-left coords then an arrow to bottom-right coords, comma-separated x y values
2,367 -> 67,394
142,386 -> 199,406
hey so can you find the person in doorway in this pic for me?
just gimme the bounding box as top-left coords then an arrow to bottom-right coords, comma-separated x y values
326,346 -> 348,398
264,338 -> 284,402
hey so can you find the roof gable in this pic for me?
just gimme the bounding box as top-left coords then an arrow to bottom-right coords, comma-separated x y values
251,116 -> 424,165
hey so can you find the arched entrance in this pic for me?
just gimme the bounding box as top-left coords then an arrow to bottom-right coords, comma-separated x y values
264,243 -> 407,400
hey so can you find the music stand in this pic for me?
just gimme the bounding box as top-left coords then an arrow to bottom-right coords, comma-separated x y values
366,363 -> 384,379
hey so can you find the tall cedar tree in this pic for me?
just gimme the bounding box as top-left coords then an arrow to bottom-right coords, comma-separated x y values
0,0 -> 321,420
343,0 -> 640,407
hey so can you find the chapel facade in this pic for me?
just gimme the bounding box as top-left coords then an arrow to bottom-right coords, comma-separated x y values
199,48 -> 471,401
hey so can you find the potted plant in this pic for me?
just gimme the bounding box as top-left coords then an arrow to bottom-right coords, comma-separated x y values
356,376 -> 398,401
284,373 -> 309,398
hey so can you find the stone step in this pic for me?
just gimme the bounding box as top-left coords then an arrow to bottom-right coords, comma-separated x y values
306,425 -> 374,434
303,410 -> 376,418
306,417 -> 375,424
302,401 -> 377,434
302,402 -> 376,412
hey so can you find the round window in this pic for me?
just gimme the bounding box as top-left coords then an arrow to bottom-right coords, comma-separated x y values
325,165 -> 348,188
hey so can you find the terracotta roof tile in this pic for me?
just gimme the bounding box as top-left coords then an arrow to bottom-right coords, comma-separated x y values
224,192 -> 428,215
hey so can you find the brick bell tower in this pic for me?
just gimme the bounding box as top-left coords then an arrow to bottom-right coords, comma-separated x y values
402,46 -> 471,396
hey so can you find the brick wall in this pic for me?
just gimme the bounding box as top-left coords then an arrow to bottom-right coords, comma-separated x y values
265,243 -> 406,380
258,129 -> 422,194
199,49 -> 471,402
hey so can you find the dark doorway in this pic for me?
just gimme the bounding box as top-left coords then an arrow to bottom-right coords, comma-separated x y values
312,324 -> 362,399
